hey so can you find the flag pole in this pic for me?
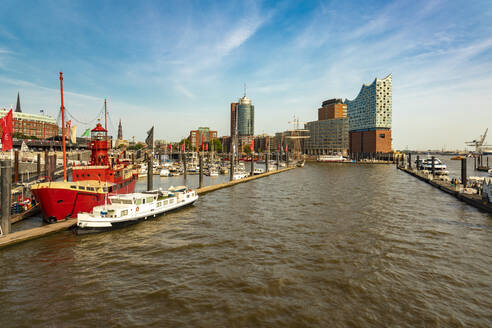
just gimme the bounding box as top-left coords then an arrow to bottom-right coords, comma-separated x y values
60,72 -> 67,182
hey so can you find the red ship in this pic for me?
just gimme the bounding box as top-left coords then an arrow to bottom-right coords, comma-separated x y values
31,72 -> 138,222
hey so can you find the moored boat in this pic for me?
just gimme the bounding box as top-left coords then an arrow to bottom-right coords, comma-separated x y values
31,122 -> 138,222
76,186 -> 198,233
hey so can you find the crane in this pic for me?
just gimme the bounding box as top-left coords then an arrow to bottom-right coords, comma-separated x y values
465,128 -> 492,154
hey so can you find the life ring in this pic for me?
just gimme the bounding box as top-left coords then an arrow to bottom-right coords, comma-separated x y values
136,207 -> 139,212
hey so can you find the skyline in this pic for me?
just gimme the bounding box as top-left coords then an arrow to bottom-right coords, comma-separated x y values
0,0 -> 491,150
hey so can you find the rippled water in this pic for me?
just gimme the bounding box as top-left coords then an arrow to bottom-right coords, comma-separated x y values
1,163 -> 491,327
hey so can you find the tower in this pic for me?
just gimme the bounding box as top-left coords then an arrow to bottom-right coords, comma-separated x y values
15,92 -> 22,113
117,119 -> 123,140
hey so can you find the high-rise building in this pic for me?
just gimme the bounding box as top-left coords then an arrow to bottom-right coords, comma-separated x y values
305,98 -> 349,156
345,74 -> 392,154
237,95 -> 254,136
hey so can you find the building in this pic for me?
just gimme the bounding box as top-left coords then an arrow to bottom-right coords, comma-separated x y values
0,93 -> 58,139
345,74 -> 392,154
304,98 -> 349,156
115,119 -> 129,148
237,95 -> 254,136
304,119 -> 349,155
188,127 -> 218,150
318,98 -> 346,120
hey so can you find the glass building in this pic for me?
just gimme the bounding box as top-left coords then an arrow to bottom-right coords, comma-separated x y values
237,95 -> 254,136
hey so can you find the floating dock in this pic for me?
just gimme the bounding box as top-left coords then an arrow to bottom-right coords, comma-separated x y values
398,166 -> 492,214
0,167 -> 296,249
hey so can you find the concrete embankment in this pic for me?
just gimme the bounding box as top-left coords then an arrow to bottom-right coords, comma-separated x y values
0,167 -> 296,249
398,166 -> 492,214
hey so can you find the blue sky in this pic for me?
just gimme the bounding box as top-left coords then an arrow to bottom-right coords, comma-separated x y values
0,0 -> 491,150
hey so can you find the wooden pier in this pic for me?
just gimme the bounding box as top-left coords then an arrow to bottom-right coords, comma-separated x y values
398,166 -> 492,214
0,167 -> 296,249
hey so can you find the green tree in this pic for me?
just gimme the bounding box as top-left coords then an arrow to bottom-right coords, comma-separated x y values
243,144 -> 251,155
211,138 -> 222,153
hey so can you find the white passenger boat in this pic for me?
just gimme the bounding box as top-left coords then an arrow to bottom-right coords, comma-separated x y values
317,154 -> 346,162
159,168 -> 170,177
418,157 -> 449,175
76,186 -> 198,234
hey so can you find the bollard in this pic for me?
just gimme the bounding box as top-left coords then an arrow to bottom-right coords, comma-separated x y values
37,153 -> 41,179
183,151 -> 187,180
250,154 -> 254,176
431,156 -> 435,178
461,158 -> 467,188
286,151 -> 289,167
416,155 -> 420,171
147,153 -> 153,191
1,160 -> 12,235
266,152 -> 269,173
276,151 -> 279,170
199,154 -> 203,188
14,150 -> 19,184
229,152 -> 234,181
408,153 -> 412,170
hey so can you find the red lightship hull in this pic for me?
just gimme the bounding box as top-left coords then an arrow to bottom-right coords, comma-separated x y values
32,175 -> 137,222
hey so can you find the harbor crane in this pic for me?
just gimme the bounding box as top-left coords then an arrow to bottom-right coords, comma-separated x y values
465,128 -> 492,154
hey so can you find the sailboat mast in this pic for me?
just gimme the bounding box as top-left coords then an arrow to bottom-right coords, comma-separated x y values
59,72 -> 67,182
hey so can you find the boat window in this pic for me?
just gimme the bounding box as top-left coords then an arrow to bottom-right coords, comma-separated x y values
169,199 -> 174,204
111,199 -> 121,204
70,185 -> 77,189
79,186 -> 85,190
87,187 -> 95,191
121,210 -> 128,216
163,200 -> 168,205
146,197 -> 153,203
103,187 -> 108,192
136,199 -> 142,205
157,202 -> 162,207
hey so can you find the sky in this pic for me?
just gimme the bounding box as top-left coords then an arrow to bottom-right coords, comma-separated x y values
0,0 -> 491,150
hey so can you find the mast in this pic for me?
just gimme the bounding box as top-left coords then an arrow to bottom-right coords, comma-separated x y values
59,72 -> 67,182
104,98 -> 108,139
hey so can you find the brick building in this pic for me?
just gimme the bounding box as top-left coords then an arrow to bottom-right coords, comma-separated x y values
188,127 -> 217,150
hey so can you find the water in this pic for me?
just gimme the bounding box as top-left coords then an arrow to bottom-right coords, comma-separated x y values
1,163 -> 491,327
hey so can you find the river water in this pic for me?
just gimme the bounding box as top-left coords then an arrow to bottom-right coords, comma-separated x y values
1,161 -> 491,327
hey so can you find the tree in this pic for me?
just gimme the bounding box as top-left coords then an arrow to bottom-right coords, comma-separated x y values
243,144 -> 251,155
211,138 -> 222,153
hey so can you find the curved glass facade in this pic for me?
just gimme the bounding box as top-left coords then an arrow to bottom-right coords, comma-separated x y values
238,97 -> 254,136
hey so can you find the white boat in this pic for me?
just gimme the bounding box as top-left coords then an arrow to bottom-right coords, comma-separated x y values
138,165 -> 147,178
317,154 -> 345,162
76,186 -> 198,233
159,168 -> 170,177
488,168 -> 492,177
232,171 -> 249,180
253,168 -> 264,175
209,167 -> 219,177
418,157 -> 449,175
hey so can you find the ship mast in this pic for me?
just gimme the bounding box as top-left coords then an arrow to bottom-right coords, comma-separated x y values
59,72 -> 67,182
104,98 -> 108,140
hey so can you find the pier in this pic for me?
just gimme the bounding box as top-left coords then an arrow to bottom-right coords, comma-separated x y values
397,161 -> 492,215
0,166 -> 296,249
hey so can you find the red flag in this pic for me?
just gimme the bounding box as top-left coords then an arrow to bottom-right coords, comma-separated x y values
181,143 -> 184,152
1,109 -> 13,151
201,134 -> 204,151
205,143 -> 208,151
168,144 -> 172,150
250,139 -> 254,153
285,144 -> 288,152
277,143 -> 280,151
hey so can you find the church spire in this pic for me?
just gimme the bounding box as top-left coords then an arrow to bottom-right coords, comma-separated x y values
15,92 -> 22,113
117,119 -> 123,140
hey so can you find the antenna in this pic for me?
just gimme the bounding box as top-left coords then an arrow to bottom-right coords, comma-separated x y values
243,83 -> 246,97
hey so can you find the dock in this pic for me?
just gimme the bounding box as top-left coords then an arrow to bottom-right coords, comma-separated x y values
398,165 -> 492,214
0,167 -> 296,249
